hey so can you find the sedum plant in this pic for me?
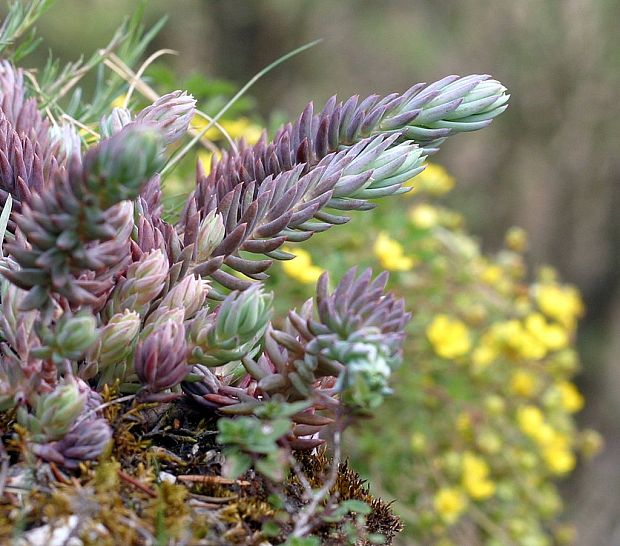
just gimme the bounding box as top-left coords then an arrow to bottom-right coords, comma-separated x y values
0,55 -> 507,466
0,3 -> 511,543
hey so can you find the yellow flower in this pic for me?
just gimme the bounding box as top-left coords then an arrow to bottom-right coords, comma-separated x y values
536,283 -> 584,329
461,452 -> 496,500
488,320 -> 547,360
471,336 -> 497,372
480,264 -> 503,286
111,94 -> 127,109
426,315 -> 471,359
409,203 -> 439,229
405,163 -> 455,196
516,405 -> 545,438
373,232 -> 415,271
281,247 -> 324,284
510,370 -> 538,398
525,313 -> 569,351
542,438 -> 576,475
433,487 -> 467,523
516,406 -> 572,460
191,116 -> 263,145
221,117 -> 263,144
504,226 -> 528,253
556,381 -> 584,413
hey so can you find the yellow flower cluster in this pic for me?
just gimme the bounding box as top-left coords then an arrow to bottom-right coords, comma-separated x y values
426,315 -> 471,359
553,381 -> 585,413
280,247 -> 324,285
472,312 -> 569,367
536,282 -> 584,330
373,232 -> 415,271
516,405 -> 576,475
404,162 -> 455,196
272,161 -> 594,545
461,452 -> 496,500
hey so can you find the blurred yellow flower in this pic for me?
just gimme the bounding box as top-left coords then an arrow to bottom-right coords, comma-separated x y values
525,313 -> 569,351
556,381 -> 584,413
373,232 -> 415,271
462,452 -> 496,500
471,337 -> 497,372
542,434 -> 576,475
489,320 -> 547,360
111,94 -> 127,109
434,487 -> 467,523
427,315 -> 472,359
504,226 -> 528,253
480,264 -> 503,286
405,163 -> 455,196
191,115 -> 263,145
536,283 -> 584,330
510,370 -> 538,398
409,203 -> 439,229
281,247 -> 324,284
517,405 -> 545,438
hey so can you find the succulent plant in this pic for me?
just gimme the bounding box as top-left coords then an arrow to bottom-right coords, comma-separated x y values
0,54 -> 507,469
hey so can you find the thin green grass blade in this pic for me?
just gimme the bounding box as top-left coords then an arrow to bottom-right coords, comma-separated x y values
160,39 -> 322,178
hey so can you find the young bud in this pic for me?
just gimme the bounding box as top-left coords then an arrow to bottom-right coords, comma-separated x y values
19,382 -> 86,442
136,91 -> 196,145
335,341 -> 393,412
109,249 -> 169,315
82,123 -> 165,209
159,274 -> 209,320
0,277 -> 37,347
135,321 -> 189,392
99,107 -> 132,138
142,306 -> 185,339
33,417 -> 112,469
48,124 -> 82,164
57,417 -> 112,468
96,310 -> 141,369
188,285 -> 272,367
55,313 -> 98,360
195,210 -> 225,262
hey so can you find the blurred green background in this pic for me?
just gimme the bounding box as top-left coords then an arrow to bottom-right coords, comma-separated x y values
13,0 -> 620,543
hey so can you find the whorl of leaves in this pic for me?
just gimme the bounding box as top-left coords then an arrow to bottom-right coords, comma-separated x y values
3,123 -> 164,309
183,268 -> 410,444
0,62 -> 80,227
182,75 -> 507,292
